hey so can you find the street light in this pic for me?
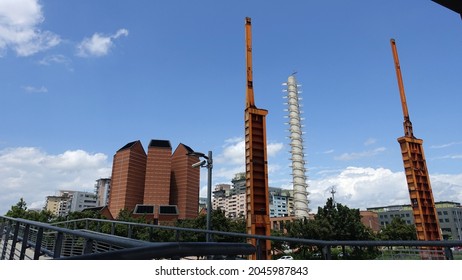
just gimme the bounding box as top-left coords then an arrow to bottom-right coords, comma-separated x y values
187,151 -> 213,242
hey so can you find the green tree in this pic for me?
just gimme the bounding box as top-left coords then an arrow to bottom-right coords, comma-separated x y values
284,198 -> 378,259
176,209 -> 246,242
110,209 -> 150,239
285,198 -> 375,241
6,198 -> 28,218
314,198 -> 374,241
270,229 -> 288,258
25,209 -> 56,223
283,217 -> 321,259
379,217 -> 416,241
6,198 -> 57,223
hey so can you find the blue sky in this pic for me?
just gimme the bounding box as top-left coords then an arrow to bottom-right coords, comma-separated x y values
1,0 -> 461,215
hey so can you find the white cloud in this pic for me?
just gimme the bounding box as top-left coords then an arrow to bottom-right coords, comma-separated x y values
215,137 -> 245,166
431,173 -> 462,203
434,154 -> 462,160
0,147 -> 111,215
76,28 -> 129,57
211,137 -> 285,188
307,166 -> 462,213
215,137 -> 284,167
3,145 -> 457,218
268,142 -> 284,157
113,29 -> 129,38
38,54 -> 73,70
334,147 -> 386,161
364,138 -> 377,146
430,142 -> 462,149
22,85 -> 47,93
0,0 -> 60,56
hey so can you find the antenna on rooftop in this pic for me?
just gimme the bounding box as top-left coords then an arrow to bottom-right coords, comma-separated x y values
330,186 -> 336,205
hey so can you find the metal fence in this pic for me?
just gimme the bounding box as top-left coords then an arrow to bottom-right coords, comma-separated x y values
2,215 -> 462,260
0,216 -> 254,260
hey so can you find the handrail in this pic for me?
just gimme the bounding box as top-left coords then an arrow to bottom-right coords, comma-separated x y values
17,218 -> 148,248
3,215 -> 462,260
52,217 -> 462,248
0,216 -> 255,260
59,242 -> 255,260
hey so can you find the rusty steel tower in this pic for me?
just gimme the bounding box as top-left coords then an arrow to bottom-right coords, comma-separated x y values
244,17 -> 271,260
390,39 -> 442,246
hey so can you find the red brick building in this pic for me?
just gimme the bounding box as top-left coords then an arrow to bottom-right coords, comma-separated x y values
108,140 -> 200,221
108,141 -> 147,218
170,143 -> 200,220
144,140 -> 172,206
360,210 -> 380,233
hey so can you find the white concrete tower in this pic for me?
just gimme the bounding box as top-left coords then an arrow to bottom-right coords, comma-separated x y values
284,74 -> 309,218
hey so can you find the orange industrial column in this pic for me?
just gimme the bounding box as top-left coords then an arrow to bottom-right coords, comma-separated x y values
390,39 -> 442,258
244,17 -> 271,260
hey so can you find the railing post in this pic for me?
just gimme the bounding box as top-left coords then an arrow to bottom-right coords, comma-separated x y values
69,234 -> 76,256
19,224 -> 30,260
321,245 -> 332,260
9,221 -> 20,260
53,232 -> 64,259
84,238 -> 94,255
0,218 -> 5,239
111,222 -> 115,235
444,246 -> 454,260
1,220 -> 12,260
255,238 -> 261,260
128,225 -> 132,238
149,227 -> 154,242
34,227 -> 44,260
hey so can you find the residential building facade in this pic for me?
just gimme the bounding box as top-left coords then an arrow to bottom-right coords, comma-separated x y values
45,193 -> 71,217
212,172 -> 294,219
269,187 -> 294,217
45,190 -> 97,217
367,201 -> 462,240
212,173 -> 247,219
95,178 -> 111,207
68,191 -> 98,212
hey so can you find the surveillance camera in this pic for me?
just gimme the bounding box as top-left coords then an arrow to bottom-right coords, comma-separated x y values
192,160 -> 206,168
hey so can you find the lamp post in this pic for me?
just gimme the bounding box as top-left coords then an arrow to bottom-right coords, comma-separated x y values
187,151 -> 213,242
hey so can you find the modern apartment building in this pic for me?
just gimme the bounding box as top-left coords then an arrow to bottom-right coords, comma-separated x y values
45,190 -> 97,217
108,140 -> 200,220
212,172 -> 294,219
269,187 -> 294,217
212,173 -> 247,219
45,194 -> 70,217
94,178 -> 111,207
367,201 -> 462,240
68,191 -> 98,212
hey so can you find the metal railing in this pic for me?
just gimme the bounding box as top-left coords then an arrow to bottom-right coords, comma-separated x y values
2,215 -> 462,260
0,216 -> 254,260
52,217 -> 462,260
